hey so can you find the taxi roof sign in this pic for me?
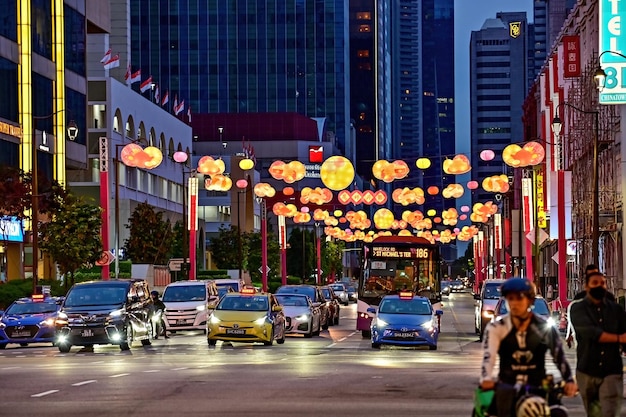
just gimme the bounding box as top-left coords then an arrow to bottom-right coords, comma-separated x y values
398,291 -> 414,300
240,287 -> 256,295
32,294 -> 45,302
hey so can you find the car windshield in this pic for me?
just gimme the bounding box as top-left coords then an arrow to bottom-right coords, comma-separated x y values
276,295 -> 309,307
6,302 -> 57,315
217,295 -> 268,312
329,284 -> 344,292
163,285 -> 207,302
64,285 -> 127,307
321,288 -> 331,299
498,299 -> 551,316
346,287 -> 356,293
483,284 -> 502,300
216,282 -> 239,295
276,286 -> 316,301
451,280 -> 463,286
378,298 -> 432,315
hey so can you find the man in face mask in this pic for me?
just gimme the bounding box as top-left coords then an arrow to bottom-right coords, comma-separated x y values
570,272 -> 626,417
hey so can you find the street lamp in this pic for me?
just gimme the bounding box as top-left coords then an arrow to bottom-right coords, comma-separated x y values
235,178 -> 248,282
315,222 -> 322,285
31,113 -> 78,294
593,50 -> 626,91
173,150 -> 192,279
551,103 -> 600,267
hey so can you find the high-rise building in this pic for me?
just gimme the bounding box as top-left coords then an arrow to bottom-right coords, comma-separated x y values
470,12 -> 529,205
125,1 -> 352,161
531,0 -> 575,82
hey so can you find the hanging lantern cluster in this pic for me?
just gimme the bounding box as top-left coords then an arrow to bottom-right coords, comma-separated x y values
198,156 -> 232,191
392,187 -> 425,206
269,160 -> 306,183
470,201 -> 498,223
442,183 -> 464,199
502,141 -> 545,167
338,189 -> 387,205
482,174 -> 510,193
300,187 -> 333,205
253,183 -> 276,198
121,143 -> 164,169
371,160 -> 410,183
272,202 -> 298,217
443,154 -> 472,175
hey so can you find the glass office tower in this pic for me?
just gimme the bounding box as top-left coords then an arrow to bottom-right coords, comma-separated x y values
130,1 -> 351,156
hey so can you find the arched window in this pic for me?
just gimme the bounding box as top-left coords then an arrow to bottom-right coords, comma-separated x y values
125,115 -> 135,138
113,109 -> 122,133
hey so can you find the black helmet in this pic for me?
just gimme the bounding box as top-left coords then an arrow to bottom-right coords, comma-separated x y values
501,278 -> 535,299
150,290 -> 159,297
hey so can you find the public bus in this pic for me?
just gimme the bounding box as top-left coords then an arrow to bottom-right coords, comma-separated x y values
357,235 -> 441,337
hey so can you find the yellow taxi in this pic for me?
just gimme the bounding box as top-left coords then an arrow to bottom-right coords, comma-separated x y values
207,288 -> 286,346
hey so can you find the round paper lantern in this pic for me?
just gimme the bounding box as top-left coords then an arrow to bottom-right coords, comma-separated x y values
459,214 -> 468,221
460,205 -> 470,213
173,151 -> 189,163
320,156 -> 355,191
236,179 -> 248,189
454,227 -> 460,233
373,208 -> 394,229
143,146 -> 163,169
334,209 -> 343,217
301,206 -> 310,213
427,186 -> 439,195
398,230 -> 412,236
283,187 -> 294,196
467,180 -> 479,190
434,217 -> 442,224
416,158 -> 431,169
479,149 -> 495,161
426,209 -> 437,217
239,158 -> 255,170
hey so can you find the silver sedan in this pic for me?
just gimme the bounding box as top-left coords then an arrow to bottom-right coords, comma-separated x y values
275,294 -> 322,338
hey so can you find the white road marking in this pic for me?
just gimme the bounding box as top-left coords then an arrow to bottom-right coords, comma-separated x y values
2,366 -> 20,370
143,370 -> 160,373
171,367 -> 188,371
349,331 -> 357,337
338,337 -> 347,342
327,342 -> 337,348
31,390 -> 59,398
109,373 -> 130,378
72,380 -> 97,387
90,361 -> 104,364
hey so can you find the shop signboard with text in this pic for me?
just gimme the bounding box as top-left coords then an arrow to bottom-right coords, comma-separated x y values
599,0 -> 626,104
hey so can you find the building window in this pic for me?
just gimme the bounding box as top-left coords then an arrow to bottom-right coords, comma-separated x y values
32,0 -> 52,59
358,25 -> 371,33
357,50 -> 370,58
32,73 -> 53,132
66,87 -> 86,145
0,57 -> 18,123
0,2 -> 17,41
64,5 -> 86,76
356,12 -> 371,20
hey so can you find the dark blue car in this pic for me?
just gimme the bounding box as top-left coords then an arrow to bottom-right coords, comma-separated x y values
369,293 -> 443,350
0,295 -> 63,349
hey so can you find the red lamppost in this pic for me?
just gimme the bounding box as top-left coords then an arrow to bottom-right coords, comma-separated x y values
255,196 -> 268,292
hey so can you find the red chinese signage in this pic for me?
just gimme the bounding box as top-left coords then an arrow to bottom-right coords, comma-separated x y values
563,35 -> 580,77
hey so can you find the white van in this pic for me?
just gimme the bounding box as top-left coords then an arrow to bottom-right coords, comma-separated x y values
214,278 -> 245,298
162,280 -> 219,332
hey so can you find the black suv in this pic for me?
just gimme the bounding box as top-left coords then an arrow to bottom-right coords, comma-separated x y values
275,285 -> 331,330
55,279 -> 153,352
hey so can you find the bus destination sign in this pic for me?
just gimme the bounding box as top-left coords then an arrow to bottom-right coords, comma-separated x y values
371,246 -> 430,259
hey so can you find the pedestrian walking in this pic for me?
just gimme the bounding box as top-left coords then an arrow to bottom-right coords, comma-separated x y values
566,264 -> 599,348
546,282 -> 554,301
570,271 -> 626,417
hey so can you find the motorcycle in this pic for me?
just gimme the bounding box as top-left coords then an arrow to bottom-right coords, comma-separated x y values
472,375 -> 569,417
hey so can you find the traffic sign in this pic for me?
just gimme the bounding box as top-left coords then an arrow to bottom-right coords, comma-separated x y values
168,258 -> 189,272
258,266 -> 271,274
95,250 -> 115,266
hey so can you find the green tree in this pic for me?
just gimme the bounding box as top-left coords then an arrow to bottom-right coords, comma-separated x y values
246,231 -> 280,283
287,228 -> 315,282
39,196 -> 102,288
208,225 -> 248,270
123,202 -> 173,265
170,219 -> 185,258
322,239 -> 345,280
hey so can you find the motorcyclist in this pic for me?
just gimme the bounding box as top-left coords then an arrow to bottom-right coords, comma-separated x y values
479,278 -> 577,416
150,291 -> 169,339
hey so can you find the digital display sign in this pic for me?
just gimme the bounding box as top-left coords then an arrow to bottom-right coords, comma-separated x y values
371,246 -> 430,259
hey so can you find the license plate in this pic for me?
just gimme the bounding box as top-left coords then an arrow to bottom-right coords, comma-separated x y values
11,331 -> 31,338
81,329 -> 94,337
176,319 -> 188,325
226,329 -> 245,335
394,332 -> 414,338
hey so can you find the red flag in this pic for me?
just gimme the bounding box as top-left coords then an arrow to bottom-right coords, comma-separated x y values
124,63 -> 131,85
130,69 -> 141,84
100,48 -> 111,63
103,54 -> 120,70
140,76 -> 153,93
161,90 -> 169,106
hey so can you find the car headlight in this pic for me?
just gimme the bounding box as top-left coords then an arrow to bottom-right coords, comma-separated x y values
57,312 -> 68,320
209,315 -> 221,324
546,317 -> 556,327
109,309 -> 124,318
39,318 -> 56,327
295,314 -> 309,321
196,305 -> 206,312
375,318 -> 387,327
254,316 -> 269,325
0,322 -> 5,329
421,320 -> 435,332
482,310 -> 494,318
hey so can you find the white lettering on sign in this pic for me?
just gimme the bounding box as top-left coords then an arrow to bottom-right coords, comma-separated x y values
305,163 -> 321,178
371,246 -> 430,259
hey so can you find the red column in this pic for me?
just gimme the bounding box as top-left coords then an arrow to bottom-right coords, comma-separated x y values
99,138 -> 110,280
278,215 -> 287,285
188,177 -> 198,280
557,171 -> 567,302
316,230 -> 322,285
